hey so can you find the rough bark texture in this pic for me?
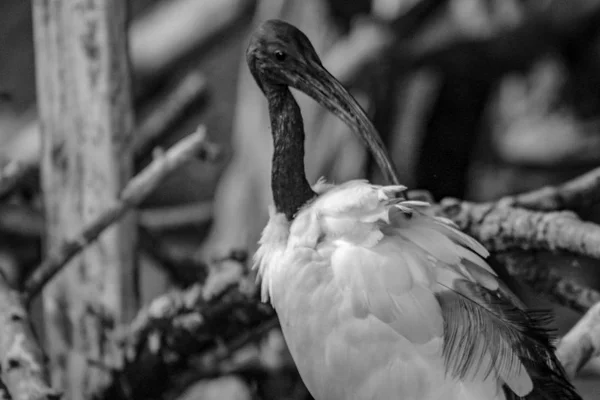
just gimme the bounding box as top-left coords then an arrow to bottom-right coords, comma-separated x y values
0,275 -> 60,400
556,302 -> 600,379
24,128 -> 219,304
439,198 -> 600,259
32,1 -> 137,398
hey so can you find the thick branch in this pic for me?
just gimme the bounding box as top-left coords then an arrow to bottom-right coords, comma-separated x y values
556,302 -> 600,379
500,166 -> 600,211
0,275 -> 60,400
23,127 -> 220,303
439,199 -> 600,259
494,252 -> 600,313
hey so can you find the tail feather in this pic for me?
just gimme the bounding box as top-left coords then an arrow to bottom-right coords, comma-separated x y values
476,289 -> 581,400
439,279 -> 581,400
503,323 -> 582,400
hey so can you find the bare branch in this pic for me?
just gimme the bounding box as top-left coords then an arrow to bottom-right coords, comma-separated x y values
0,275 -> 60,400
0,71 -> 209,201
133,71 -> 208,157
434,195 -> 600,313
439,199 -> 600,259
23,126 -> 220,303
556,302 -> 600,379
500,166 -> 600,211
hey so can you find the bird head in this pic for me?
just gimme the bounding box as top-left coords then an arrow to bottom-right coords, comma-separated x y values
246,19 -> 399,185
246,19 -> 323,93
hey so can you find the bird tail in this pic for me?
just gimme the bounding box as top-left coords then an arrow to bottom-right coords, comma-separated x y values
502,308 -> 581,400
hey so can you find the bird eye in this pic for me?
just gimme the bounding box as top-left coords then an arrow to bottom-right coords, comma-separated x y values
274,50 -> 287,61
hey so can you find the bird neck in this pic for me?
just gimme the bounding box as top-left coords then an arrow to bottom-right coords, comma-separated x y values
267,87 -> 316,220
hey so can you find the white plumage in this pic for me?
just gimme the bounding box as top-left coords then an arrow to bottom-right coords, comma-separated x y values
247,19 -> 579,400
254,179 -> 527,400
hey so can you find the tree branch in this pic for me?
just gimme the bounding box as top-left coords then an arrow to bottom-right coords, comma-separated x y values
500,166 -> 600,211
133,71 -> 208,158
556,302 -> 600,379
1,71 -> 209,202
22,126 -> 220,303
0,274 -> 60,400
439,198 -> 600,259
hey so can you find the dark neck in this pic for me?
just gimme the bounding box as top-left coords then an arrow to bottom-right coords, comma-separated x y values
266,87 -> 315,220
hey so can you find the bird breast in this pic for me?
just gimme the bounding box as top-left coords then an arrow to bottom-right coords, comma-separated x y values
267,241 -> 502,400
253,180 -> 508,400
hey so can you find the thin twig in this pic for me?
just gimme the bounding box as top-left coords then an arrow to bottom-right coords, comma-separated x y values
500,166 -> 600,211
0,274 -> 60,400
23,126 -> 220,303
556,302 -> 600,379
133,71 -> 208,157
1,72 -> 209,201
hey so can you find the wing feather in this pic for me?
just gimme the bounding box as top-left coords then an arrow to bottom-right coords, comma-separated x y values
290,181 -> 581,400
436,281 -> 533,395
395,224 -> 462,265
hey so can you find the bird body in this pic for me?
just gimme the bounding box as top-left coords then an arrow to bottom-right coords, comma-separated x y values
247,19 -> 581,400
256,180 -> 509,400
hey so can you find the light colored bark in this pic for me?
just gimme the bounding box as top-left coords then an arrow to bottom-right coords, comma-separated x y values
24,127 -> 217,304
3,0 -> 244,174
32,1 -> 137,398
557,302 -> 600,379
0,274 -> 59,400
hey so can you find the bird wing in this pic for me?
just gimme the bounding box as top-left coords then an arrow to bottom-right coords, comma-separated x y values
296,179 -> 579,399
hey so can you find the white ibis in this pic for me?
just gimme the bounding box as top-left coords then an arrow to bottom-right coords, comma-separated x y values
247,19 -> 581,400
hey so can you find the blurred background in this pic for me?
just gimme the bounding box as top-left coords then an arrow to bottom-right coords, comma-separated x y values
1,0 -> 600,399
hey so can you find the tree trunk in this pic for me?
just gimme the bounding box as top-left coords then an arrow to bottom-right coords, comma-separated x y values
32,1 -> 137,399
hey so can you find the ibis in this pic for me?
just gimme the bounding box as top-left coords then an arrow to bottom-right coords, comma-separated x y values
247,19 -> 581,400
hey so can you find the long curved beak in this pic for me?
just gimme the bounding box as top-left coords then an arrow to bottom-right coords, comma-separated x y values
290,63 -> 400,186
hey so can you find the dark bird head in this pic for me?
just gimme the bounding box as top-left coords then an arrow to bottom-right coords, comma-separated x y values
246,19 -> 399,185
